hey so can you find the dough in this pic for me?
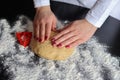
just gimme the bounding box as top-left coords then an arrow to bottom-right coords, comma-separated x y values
30,31 -> 75,60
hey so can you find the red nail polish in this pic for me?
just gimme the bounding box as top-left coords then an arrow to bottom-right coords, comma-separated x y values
36,37 -> 39,40
34,36 -> 36,39
34,36 -> 37,40
45,36 -> 48,40
52,41 -> 56,45
53,28 -> 56,31
39,38 -> 42,42
65,45 -> 70,48
51,41 -> 56,47
57,43 -> 62,47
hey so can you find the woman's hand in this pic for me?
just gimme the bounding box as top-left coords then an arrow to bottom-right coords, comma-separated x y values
51,19 -> 97,48
33,6 -> 57,42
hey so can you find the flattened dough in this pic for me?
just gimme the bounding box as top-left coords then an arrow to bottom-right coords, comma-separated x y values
30,31 -> 75,60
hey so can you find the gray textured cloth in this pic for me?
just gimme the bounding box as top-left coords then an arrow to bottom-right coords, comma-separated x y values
0,16 -> 120,80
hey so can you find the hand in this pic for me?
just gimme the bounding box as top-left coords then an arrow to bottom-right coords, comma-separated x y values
51,19 -> 97,48
33,6 -> 57,42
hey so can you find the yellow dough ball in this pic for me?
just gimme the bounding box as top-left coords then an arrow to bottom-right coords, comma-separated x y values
30,31 -> 75,60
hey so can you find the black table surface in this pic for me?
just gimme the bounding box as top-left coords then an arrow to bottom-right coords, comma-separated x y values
0,0 -> 35,22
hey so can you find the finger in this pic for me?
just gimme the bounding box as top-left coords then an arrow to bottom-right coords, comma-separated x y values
60,35 -> 80,47
45,23 -> 52,40
34,20 -> 40,41
53,31 -> 76,46
52,20 -> 56,31
57,24 -> 69,33
33,22 -> 37,39
36,24 -> 40,41
40,23 -> 45,42
67,39 -> 85,48
52,26 -> 72,40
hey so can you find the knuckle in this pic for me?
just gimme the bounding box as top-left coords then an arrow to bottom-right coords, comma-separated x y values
33,21 -> 38,26
74,30 -> 78,34
75,41 -> 79,44
41,32 -> 45,36
45,20 -> 52,25
82,37 -> 87,41
45,19 -> 50,23
46,32 -> 50,36
40,19 -> 45,24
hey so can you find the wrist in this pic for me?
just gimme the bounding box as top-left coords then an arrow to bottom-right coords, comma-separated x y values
36,6 -> 51,13
84,19 -> 97,28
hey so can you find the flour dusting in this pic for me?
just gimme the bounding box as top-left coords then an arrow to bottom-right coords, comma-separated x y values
0,16 -> 120,80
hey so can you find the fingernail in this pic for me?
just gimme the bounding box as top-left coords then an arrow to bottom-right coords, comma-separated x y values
34,35 -> 35,38
45,36 -> 48,40
34,36 -> 36,39
52,41 -> 56,45
57,30 -> 61,33
53,27 -> 56,31
51,41 -> 56,47
39,38 -> 42,42
57,43 -> 62,47
36,37 -> 39,41
65,45 -> 70,48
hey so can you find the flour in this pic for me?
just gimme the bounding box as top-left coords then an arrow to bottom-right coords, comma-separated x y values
0,16 -> 120,80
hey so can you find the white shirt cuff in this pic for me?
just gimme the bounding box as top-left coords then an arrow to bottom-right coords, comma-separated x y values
33,0 -> 50,8
85,13 -> 109,28
85,0 -> 119,28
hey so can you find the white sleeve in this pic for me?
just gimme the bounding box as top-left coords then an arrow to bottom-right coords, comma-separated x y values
33,0 -> 50,8
85,0 -> 119,28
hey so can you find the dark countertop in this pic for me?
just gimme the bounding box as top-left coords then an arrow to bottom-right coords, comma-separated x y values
0,0 -> 35,22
